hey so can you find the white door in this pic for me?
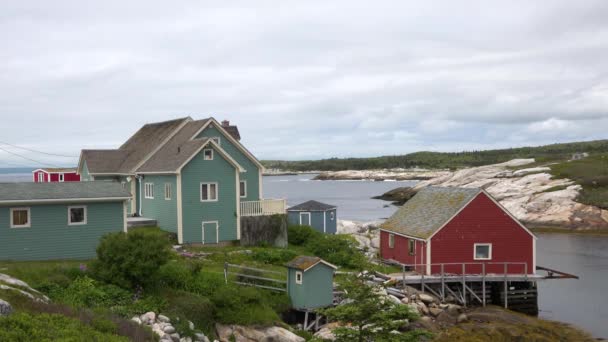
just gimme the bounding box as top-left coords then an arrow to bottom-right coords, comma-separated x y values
299,212 -> 311,226
202,221 -> 219,244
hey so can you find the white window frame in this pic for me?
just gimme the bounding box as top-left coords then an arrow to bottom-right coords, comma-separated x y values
295,271 -> 303,285
144,183 -> 154,199
299,212 -> 311,226
59,173 -> 65,182
68,205 -> 87,226
330,211 -> 335,221
203,149 -> 214,160
474,243 -> 492,260
200,182 -> 219,202
211,137 -> 221,145
408,239 -> 416,256
10,207 -> 31,228
37,173 -> 44,182
239,180 -> 247,198
164,183 -> 172,200
388,233 -> 395,248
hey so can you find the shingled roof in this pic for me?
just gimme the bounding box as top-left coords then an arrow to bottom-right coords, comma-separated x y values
288,200 -> 336,211
286,256 -> 338,271
381,187 -> 481,239
0,182 -> 131,203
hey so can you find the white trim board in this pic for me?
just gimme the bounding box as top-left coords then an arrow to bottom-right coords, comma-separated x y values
378,228 -> 426,242
299,212 -> 311,226
202,221 -> 219,244
176,139 -> 245,174
67,205 -> 88,226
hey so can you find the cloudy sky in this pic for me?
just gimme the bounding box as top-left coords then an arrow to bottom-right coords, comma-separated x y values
1,1 -> 607,167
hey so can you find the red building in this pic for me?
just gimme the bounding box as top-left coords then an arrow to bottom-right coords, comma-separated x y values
32,168 -> 80,183
380,187 -> 536,275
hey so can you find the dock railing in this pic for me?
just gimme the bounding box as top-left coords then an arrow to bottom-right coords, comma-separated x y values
399,262 -> 530,308
240,199 -> 287,217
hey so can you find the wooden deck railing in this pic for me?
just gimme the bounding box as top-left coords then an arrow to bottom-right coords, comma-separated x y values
240,199 -> 287,217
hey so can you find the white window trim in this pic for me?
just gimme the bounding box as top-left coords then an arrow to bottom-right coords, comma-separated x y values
474,243 -> 493,260
409,239 -> 416,256
164,183 -> 172,200
200,182 -> 219,202
202,221 -> 219,244
68,205 -> 87,226
37,173 -> 44,182
203,148 -> 214,160
59,173 -> 65,182
388,233 -> 395,249
144,183 -> 154,199
10,207 -> 31,228
299,212 -> 311,226
295,271 -> 303,285
239,180 -> 247,198
330,211 -> 335,221
211,137 -> 221,145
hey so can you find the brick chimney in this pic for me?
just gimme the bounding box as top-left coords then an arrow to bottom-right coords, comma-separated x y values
221,120 -> 230,127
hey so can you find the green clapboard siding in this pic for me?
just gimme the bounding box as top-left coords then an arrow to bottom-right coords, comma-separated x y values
0,201 -> 125,261
181,144 -> 238,244
195,124 -> 260,201
287,263 -> 335,309
141,175 -> 178,233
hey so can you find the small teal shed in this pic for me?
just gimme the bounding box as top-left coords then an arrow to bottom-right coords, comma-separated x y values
0,182 -> 130,261
286,256 -> 337,310
287,200 -> 337,234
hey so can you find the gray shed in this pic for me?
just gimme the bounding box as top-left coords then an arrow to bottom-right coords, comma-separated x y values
287,200 -> 337,234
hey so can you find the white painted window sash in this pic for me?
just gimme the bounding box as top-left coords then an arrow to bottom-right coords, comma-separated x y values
144,183 -> 154,199
295,271 -> 303,285
203,149 -> 214,160
200,182 -> 219,202
164,183 -> 172,200
474,243 -> 492,260
68,205 -> 87,226
239,180 -> 247,198
10,207 -> 31,228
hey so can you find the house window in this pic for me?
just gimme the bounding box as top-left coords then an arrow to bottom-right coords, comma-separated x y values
165,183 -> 172,200
474,243 -> 492,260
203,149 -> 214,160
200,182 -> 218,202
144,183 -> 154,199
388,233 -> 395,248
59,173 -> 65,182
68,206 -> 87,225
295,271 -> 303,285
210,137 -> 221,145
408,239 -> 415,256
330,211 -> 335,221
10,208 -> 31,228
37,173 -> 44,182
239,181 -> 247,198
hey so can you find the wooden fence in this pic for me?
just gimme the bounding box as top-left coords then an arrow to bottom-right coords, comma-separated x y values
224,262 -> 287,292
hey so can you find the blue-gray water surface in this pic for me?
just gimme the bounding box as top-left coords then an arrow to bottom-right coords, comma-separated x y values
1,171 -> 606,337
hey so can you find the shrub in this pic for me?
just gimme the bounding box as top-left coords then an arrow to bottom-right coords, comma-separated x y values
163,290 -> 215,334
92,230 -> 171,289
49,276 -> 131,309
155,261 -> 195,290
288,225 -> 321,245
252,249 -> 298,265
306,234 -> 367,269
190,271 -> 226,295
210,285 -> 284,325
0,312 -> 128,341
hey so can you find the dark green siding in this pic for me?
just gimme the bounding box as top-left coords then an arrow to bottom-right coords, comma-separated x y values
287,264 -> 335,309
141,175 -> 178,233
181,145 -> 238,244
195,125 -> 260,201
0,201 -> 125,261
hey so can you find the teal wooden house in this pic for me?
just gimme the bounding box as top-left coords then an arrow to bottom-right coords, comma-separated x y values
286,256 -> 337,310
287,200 -> 337,234
0,182 -> 130,261
77,117 -> 286,245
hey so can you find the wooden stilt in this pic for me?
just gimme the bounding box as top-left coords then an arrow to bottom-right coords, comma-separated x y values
315,314 -> 320,331
482,263 -> 486,307
504,263 -> 508,309
440,264 -> 445,302
462,264 -> 466,307
304,311 -> 309,331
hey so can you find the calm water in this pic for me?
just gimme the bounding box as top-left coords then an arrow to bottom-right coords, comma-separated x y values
264,174 -> 608,338
1,171 -> 606,337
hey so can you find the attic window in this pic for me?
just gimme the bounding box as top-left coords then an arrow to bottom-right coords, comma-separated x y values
203,149 -> 213,160
211,137 -> 221,145
295,271 -> 303,285
474,243 -> 492,260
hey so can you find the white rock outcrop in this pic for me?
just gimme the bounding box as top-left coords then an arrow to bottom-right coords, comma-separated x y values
215,324 -> 304,342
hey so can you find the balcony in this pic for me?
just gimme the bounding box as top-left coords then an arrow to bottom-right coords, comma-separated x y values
240,199 -> 287,217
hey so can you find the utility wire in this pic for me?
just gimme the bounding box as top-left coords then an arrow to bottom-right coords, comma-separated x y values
0,146 -> 60,168
0,140 -> 78,158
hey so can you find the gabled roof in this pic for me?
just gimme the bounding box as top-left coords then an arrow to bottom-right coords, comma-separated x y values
80,150 -> 131,174
286,256 -> 338,271
0,182 -> 131,204
33,167 -> 77,173
381,187 -> 481,239
223,125 -> 241,140
288,200 -> 336,212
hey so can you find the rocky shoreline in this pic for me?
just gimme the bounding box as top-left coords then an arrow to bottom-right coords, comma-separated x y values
330,159 -> 608,231
314,169 -> 451,181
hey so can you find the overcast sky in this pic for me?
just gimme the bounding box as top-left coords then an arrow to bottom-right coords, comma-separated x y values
1,1 -> 607,167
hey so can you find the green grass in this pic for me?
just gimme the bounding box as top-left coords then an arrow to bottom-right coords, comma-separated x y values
550,153 -> 608,209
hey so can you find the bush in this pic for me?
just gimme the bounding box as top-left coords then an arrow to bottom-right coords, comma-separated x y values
0,312 -> 128,341
306,234 -> 366,269
163,290 -> 216,334
155,261 -> 195,290
252,249 -> 298,265
210,285 -> 285,325
288,225 -> 321,245
92,230 -> 171,289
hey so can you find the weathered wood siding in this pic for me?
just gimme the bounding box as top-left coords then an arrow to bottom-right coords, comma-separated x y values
195,124 -> 260,201
181,145 -> 238,244
430,193 -> 534,275
0,201 -> 125,260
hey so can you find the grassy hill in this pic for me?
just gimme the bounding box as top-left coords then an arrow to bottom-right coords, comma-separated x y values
262,139 -> 608,171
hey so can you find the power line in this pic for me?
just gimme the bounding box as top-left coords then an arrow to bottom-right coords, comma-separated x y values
0,146 -> 60,168
0,140 -> 78,158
